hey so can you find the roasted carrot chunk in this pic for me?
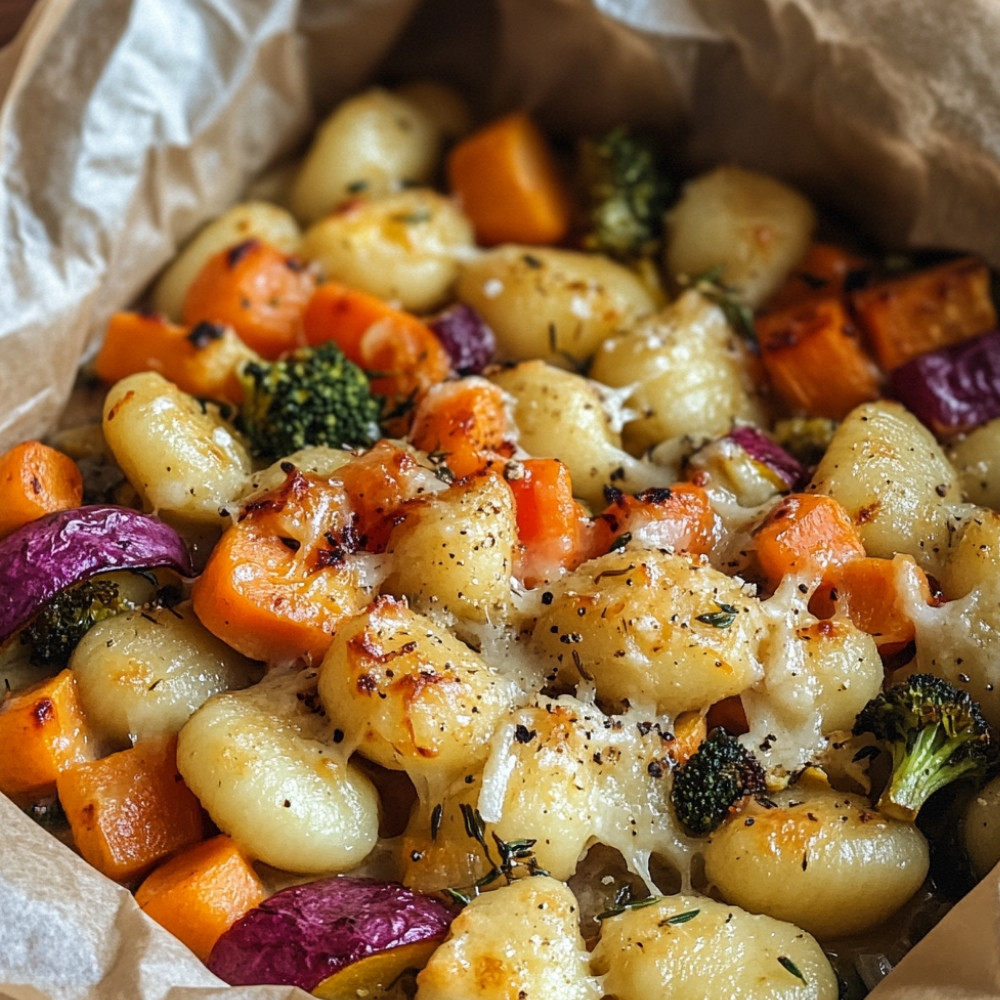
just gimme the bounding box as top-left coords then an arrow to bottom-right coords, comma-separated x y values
190,467 -> 370,664
446,111 -> 573,246
757,295 -> 882,420
664,711 -> 709,767
765,241 -> 869,310
810,553 -> 932,649
135,834 -> 266,962
303,281 -> 439,367
57,735 -> 205,883
752,492 -> 866,591
0,440 -> 83,539
94,311 -> 256,403
409,379 -> 511,479
182,239 -> 315,359
706,695 -> 749,736
0,670 -> 94,801
587,484 -> 718,560
850,256 -> 997,371
506,457 -> 588,587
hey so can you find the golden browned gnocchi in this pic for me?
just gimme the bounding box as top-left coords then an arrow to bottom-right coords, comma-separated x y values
176,669 -> 380,873
703,777 -> 930,939
455,244 -> 656,367
415,876 -> 601,1000
317,596 -> 518,784
531,549 -> 765,715
591,893 -> 838,1000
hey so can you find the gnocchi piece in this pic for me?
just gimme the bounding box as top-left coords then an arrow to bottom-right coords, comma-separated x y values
415,875 -> 601,1000
962,772 -> 1000,880
910,510 -> 1000,728
703,777 -> 929,939
317,596 -> 518,783
150,200 -> 302,319
742,614 -> 884,769
490,360 -> 671,510
382,472 -> 517,628
664,165 -> 816,308
70,602 -> 261,749
289,86 -> 443,225
243,444 -> 358,496
176,669 -> 379,874
530,549 -> 765,716
392,79 -> 473,141
454,244 -> 656,367
301,187 -> 474,312
588,290 -> 769,454
483,696 -> 687,883
807,400 -> 961,577
591,893 -> 837,1000
948,417 -> 1000,509
102,371 -> 253,524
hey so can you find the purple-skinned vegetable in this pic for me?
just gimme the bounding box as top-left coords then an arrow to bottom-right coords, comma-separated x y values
727,425 -> 806,489
429,303 -> 496,374
207,876 -> 454,994
0,504 -> 193,643
889,329 -> 1000,434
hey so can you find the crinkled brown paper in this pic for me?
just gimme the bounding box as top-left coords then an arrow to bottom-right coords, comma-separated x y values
3,0 -> 1000,996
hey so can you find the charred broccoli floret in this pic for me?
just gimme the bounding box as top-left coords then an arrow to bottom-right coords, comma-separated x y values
577,125 -> 674,261
670,727 -> 768,836
20,578 -> 127,667
238,341 -> 383,460
852,673 -> 994,822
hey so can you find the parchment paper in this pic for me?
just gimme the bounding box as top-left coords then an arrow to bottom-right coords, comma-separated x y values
3,0 -> 1000,996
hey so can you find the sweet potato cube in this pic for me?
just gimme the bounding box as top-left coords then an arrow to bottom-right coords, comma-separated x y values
0,669 -> 94,801
752,492 -> 866,591
810,553 -> 932,648
851,256 -> 997,371
57,735 -> 205,883
135,834 -> 266,962
757,295 -> 881,420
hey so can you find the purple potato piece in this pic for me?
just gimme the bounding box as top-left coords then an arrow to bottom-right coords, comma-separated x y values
0,504 -> 194,642
889,329 -> 1000,434
429,303 -> 496,374
207,876 -> 454,991
726,425 -> 806,489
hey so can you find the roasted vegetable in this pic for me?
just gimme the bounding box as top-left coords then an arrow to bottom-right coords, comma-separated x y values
852,673 -> 994,822
207,876 -> 454,995
577,124 -> 673,260
237,340 -> 383,460
889,327 -> 1000,435
0,505 -> 192,644
19,577 -> 129,668
428,303 -> 496,375
670,727 -> 768,837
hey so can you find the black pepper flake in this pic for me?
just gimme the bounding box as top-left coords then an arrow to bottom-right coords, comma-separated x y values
514,724 -> 537,744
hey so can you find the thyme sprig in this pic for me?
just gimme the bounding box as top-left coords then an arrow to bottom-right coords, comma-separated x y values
696,601 -> 739,628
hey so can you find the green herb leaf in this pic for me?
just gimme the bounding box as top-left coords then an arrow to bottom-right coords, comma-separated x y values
777,956 -> 807,984
597,895 -> 660,921
695,601 -> 739,628
661,908 -> 700,926
608,531 -> 632,552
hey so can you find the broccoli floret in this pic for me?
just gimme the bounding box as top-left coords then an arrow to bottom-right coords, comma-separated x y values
20,578 -> 127,667
238,341 -> 383,460
670,727 -> 768,836
577,125 -> 674,261
852,673 -> 994,822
